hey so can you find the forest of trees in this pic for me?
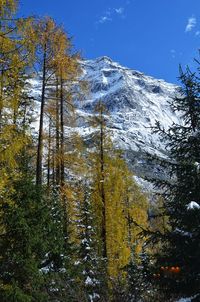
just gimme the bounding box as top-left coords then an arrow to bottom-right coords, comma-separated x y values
0,1 -> 200,302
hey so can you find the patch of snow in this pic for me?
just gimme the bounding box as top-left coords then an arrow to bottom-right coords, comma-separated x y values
194,162 -> 200,173
187,201 -> 200,210
175,228 -> 192,238
176,294 -> 200,302
89,293 -> 100,302
82,238 -> 89,244
85,276 -> 93,285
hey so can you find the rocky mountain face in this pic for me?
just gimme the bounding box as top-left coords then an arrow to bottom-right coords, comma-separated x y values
73,56 -> 181,190
31,56 -> 181,191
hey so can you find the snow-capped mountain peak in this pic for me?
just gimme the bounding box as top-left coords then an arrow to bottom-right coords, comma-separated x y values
31,56 -> 181,190
73,57 -> 181,188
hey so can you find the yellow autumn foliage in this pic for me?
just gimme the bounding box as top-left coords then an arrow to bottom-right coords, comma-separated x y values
0,0 -> 17,18
92,149 -> 148,278
89,102 -> 149,279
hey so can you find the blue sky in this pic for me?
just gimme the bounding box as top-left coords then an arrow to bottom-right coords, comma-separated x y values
19,0 -> 200,83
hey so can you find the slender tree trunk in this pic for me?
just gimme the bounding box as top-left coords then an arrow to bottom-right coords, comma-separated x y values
0,70 -> 4,131
56,77 -> 60,185
22,100 -> 27,135
100,108 -> 107,259
52,147 -> 56,187
0,29 -> 4,131
13,106 -> 17,125
47,117 -> 52,188
126,196 -> 132,247
60,75 -> 65,187
36,44 -> 47,186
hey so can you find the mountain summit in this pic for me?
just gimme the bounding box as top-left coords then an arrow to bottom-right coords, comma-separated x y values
30,56 -> 181,189
73,57 -> 181,189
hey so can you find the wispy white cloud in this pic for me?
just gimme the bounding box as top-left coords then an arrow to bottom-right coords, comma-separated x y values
170,49 -> 183,59
115,7 -> 124,15
126,0 -> 135,4
195,30 -> 200,36
185,16 -> 197,32
170,49 -> 176,59
98,16 -> 112,24
97,6 -> 125,25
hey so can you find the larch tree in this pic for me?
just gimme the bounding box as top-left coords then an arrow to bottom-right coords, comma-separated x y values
53,28 -> 81,187
31,17 -> 60,186
0,4 -> 51,300
0,0 -> 35,194
90,101 -> 148,280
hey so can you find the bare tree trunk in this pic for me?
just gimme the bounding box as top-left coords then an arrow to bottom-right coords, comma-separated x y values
52,147 -> 56,187
0,29 -> 5,131
126,196 -> 132,247
47,117 -> 52,188
55,77 -> 60,185
36,44 -> 47,186
0,70 -> 4,131
60,75 -> 65,187
100,106 -> 107,259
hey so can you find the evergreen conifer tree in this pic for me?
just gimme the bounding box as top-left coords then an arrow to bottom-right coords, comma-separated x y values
76,183 -> 103,302
151,65 -> 200,299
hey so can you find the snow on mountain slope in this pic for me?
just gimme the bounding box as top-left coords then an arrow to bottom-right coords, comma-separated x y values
30,56 -> 181,190
73,56 -> 181,189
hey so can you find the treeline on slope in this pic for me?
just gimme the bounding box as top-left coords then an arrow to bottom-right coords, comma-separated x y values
0,1 -> 153,302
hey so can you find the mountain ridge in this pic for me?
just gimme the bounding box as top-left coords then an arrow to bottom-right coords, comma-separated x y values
73,56 -> 181,190
31,56 -> 181,190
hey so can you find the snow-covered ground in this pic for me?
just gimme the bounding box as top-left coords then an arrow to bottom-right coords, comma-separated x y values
176,294 -> 200,302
